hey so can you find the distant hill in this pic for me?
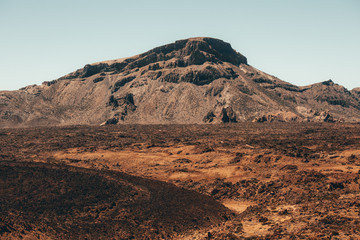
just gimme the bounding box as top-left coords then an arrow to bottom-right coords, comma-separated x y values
1,37 -> 359,127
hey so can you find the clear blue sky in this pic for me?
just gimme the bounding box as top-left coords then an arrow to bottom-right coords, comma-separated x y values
1,0 -> 359,90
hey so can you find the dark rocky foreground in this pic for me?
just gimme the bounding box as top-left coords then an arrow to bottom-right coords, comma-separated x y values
0,161 -> 230,239
1,122 -> 360,239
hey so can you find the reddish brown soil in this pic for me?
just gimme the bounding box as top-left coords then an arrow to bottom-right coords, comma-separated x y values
1,123 -> 360,239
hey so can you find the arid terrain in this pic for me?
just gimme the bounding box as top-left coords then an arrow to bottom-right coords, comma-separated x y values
1,123 -> 360,239
1,37 -> 360,127
1,36 -> 360,240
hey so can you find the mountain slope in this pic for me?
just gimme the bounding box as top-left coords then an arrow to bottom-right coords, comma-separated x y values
1,37 -> 359,127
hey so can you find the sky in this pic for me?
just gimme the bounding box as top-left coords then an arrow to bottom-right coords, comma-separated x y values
0,0 -> 359,91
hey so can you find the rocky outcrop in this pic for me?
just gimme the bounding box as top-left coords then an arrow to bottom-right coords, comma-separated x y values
58,37 -> 247,83
220,107 -> 237,123
141,37 -> 247,67
254,112 -> 300,123
105,93 -> 137,124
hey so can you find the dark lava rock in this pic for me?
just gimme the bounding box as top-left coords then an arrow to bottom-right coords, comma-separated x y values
118,93 -> 136,111
139,37 -> 247,67
203,111 -> 216,123
322,79 -> 334,86
112,76 -> 136,93
328,182 -> 345,190
173,158 -> 192,163
105,117 -> 119,125
93,76 -> 105,83
0,161 -> 230,239
107,95 -> 119,108
221,107 -> 237,123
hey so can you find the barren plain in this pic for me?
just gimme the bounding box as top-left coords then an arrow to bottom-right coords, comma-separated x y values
1,123 -> 360,239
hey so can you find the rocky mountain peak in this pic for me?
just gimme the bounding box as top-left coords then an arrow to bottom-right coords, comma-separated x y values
142,37 -> 247,66
321,79 -> 334,86
57,37 -> 247,81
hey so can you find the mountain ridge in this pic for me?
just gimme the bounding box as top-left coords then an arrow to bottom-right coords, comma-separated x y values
1,37 -> 360,127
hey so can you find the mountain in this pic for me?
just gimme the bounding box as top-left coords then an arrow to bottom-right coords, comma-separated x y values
1,37 -> 360,127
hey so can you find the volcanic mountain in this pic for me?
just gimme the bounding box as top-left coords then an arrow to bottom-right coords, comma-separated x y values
1,37 -> 360,127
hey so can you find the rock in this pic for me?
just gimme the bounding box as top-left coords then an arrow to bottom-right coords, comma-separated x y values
93,76 -> 105,83
188,50 -> 207,65
173,158 -> 192,163
203,111 -> 216,123
81,64 -> 107,78
322,79 -> 334,86
323,112 -> 335,122
281,165 -> 298,171
112,76 -> 136,93
221,107 -> 237,123
104,117 -> 118,125
107,95 -> 119,108
255,115 -> 269,123
42,80 -> 58,86
138,37 -> 247,67
312,111 -> 336,123
328,182 -> 344,190
119,93 -> 136,109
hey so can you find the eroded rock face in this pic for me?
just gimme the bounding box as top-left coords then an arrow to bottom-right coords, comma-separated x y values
105,93 -> 137,124
59,37 -> 247,82
141,37 -> 247,67
220,107 -> 237,123
159,65 -> 238,85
